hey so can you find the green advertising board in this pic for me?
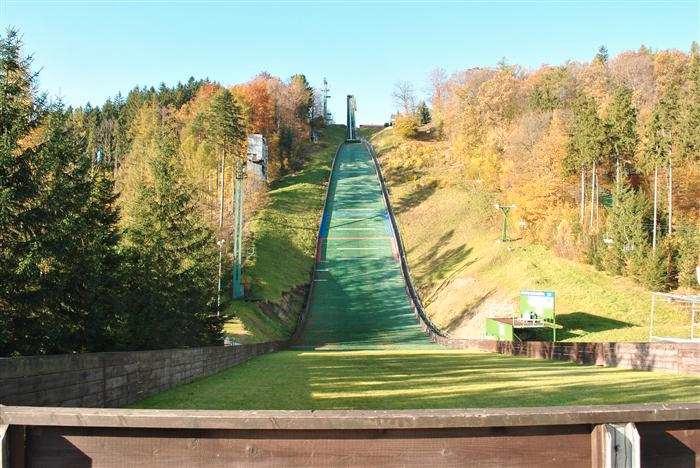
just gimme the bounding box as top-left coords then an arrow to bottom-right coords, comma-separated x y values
519,290 -> 555,323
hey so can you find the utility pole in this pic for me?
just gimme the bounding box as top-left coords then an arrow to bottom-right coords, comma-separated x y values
232,161 -> 245,299
495,203 -> 516,242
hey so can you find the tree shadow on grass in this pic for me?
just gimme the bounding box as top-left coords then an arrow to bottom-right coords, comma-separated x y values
394,180 -> 438,214
555,312 -> 637,341
412,229 -> 477,306
382,164 -> 424,185
443,288 -> 497,333
299,350 -> 700,410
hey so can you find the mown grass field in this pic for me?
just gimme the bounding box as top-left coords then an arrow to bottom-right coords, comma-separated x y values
371,128 -> 691,342
133,349 -> 700,410
223,125 -> 346,343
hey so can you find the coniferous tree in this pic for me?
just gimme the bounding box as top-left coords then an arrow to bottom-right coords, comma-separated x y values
208,88 -> 246,164
0,28 -> 42,355
290,74 -> 314,121
1,30 -> 123,356
605,86 -> 638,186
120,121 -> 222,350
602,175 -> 650,275
681,42 -> 700,163
416,101 -> 432,125
594,45 -> 609,64
642,87 -> 681,244
566,94 -> 605,228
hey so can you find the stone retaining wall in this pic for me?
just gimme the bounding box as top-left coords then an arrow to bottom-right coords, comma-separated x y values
417,319 -> 700,375
0,341 -> 284,408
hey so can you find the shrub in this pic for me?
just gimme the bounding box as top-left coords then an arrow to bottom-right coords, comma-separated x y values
673,224 -> 700,288
638,240 -> 673,291
394,114 -> 419,139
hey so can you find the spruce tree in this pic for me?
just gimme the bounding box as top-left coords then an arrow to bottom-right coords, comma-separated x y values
606,86 -> 638,186
208,88 -> 246,163
1,30 -> 123,355
681,42 -> 700,163
121,122 -> 222,350
642,86 -> 681,242
416,101 -> 431,125
602,177 -> 650,276
566,94 -> 605,227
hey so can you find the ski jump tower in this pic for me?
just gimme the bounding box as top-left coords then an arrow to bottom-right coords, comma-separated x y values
346,95 -> 358,141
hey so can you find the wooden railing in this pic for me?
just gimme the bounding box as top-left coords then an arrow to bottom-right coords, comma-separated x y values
2,403 -> 698,466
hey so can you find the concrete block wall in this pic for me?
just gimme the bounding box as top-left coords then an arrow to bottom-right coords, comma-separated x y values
0,341 -> 284,408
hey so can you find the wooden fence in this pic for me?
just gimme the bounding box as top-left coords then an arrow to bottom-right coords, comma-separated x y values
2,403 -> 698,467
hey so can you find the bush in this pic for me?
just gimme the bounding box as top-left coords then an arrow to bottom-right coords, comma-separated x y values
393,114 -> 419,139
673,224 -> 699,288
639,240 -> 673,291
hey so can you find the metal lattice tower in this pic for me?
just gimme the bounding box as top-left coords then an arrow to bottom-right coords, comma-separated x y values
232,162 -> 245,299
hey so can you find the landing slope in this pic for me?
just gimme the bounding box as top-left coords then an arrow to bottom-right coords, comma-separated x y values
299,142 -> 434,349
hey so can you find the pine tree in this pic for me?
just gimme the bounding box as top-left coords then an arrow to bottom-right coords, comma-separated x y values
594,45 -> 609,64
602,176 -> 650,276
416,101 -> 431,125
606,86 -> 638,186
121,122 -> 222,350
681,42 -> 700,163
566,94 -> 605,228
641,87 -> 682,245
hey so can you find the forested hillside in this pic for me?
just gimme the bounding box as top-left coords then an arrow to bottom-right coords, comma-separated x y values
378,44 -> 699,341
0,29 -> 324,356
393,45 -> 698,290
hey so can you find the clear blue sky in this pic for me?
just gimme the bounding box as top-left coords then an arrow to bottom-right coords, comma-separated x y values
2,0 -> 698,124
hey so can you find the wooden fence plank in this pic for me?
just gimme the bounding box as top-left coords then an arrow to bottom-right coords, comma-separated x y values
25,425 -> 592,468
2,403 -> 699,431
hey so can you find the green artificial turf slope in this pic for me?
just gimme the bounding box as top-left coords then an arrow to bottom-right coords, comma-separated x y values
298,142 -> 435,349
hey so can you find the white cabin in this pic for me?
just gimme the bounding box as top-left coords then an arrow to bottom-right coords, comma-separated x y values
246,134 -> 268,180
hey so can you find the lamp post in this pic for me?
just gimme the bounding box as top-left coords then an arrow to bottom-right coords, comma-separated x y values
494,203 -> 516,242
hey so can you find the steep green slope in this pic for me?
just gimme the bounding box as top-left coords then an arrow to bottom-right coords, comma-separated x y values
299,142 -> 435,349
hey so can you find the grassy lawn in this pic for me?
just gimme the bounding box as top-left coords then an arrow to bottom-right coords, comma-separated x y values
133,349 -> 700,410
223,125 -> 346,343
371,128 -> 691,342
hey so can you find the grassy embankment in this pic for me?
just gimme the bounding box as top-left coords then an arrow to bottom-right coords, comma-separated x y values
134,349 -> 700,410
222,125 -> 346,343
371,127 -> 690,342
